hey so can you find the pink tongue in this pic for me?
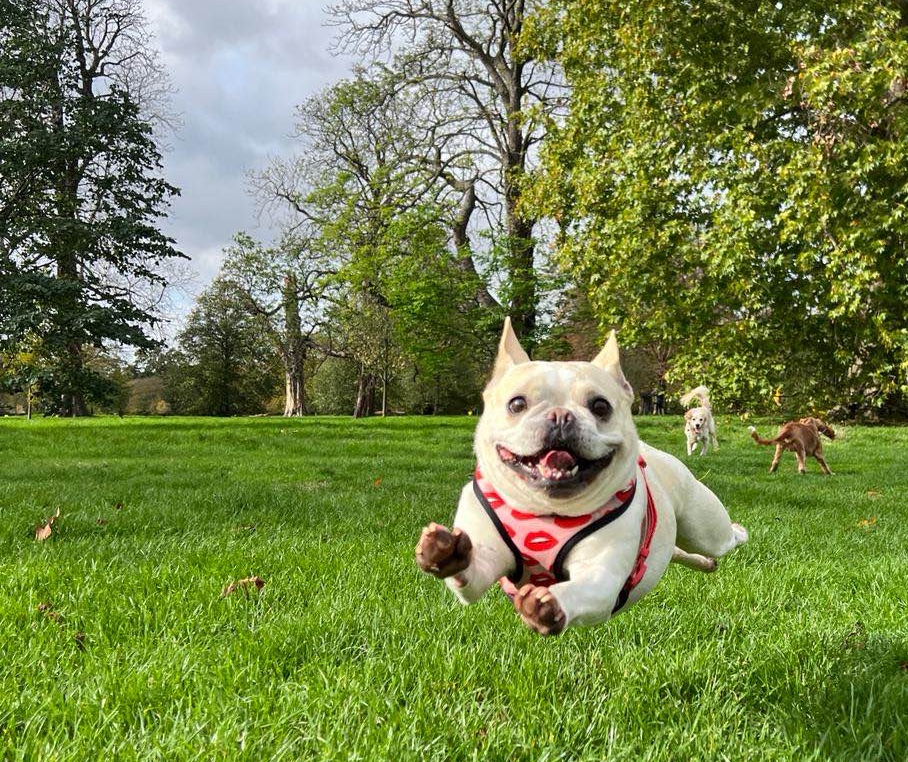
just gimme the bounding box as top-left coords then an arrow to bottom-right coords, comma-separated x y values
539,450 -> 576,477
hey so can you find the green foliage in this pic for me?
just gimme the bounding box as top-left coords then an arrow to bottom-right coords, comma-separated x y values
288,73 -> 499,414
171,279 -> 281,416
0,0 -> 181,414
526,0 -> 908,413
307,356 -> 360,415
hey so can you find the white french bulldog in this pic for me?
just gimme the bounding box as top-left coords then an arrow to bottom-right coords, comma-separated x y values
415,319 -> 749,635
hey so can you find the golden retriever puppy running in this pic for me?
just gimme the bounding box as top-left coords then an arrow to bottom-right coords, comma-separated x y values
680,386 -> 718,456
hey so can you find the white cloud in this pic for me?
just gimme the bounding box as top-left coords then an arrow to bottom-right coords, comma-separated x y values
142,0 -> 355,331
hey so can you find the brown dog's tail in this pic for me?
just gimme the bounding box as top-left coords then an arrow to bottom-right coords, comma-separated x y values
747,425 -> 780,446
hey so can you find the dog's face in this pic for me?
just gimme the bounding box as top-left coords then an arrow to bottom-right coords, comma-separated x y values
685,408 -> 709,435
474,319 -> 639,516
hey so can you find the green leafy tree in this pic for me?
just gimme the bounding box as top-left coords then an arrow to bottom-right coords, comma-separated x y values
527,0 -> 908,412
330,1 -> 567,341
175,279 -> 281,417
221,231 -> 337,417
0,0 -> 181,416
259,72 -> 497,415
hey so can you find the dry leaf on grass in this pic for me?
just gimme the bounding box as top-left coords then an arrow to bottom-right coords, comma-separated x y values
34,508 -> 61,542
856,516 -> 877,529
38,602 -> 63,624
222,576 -> 265,597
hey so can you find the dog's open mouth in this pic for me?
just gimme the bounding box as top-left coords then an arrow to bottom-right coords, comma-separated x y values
496,445 -> 614,493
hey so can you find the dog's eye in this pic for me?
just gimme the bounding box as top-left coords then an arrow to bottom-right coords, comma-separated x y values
589,397 -> 612,419
507,396 -> 527,414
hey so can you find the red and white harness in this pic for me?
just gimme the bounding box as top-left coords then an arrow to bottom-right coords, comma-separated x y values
473,456 -> 657,614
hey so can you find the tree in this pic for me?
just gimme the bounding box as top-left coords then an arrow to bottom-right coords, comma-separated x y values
0,0 -> 181,416
330,0 -> 566,342
257,72 -> 497,415
222,232 -> 336,417
175,279 -> 281,417
527,0 -> 908,412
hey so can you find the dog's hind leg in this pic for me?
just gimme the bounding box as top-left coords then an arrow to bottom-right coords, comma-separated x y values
769,445 -> 783,473
672,547 -> 717,572
673,478 -> 748,560
814,452 -> 833,475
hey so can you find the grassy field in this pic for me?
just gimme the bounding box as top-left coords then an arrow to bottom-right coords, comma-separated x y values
1,415 -> 906,761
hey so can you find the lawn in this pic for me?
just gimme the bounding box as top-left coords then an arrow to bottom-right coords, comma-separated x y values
1,415 -> 906,761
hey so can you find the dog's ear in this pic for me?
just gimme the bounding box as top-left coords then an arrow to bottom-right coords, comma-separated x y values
592,330 -> 633,400
488,316 -> 530,385
684,409 -> 693,421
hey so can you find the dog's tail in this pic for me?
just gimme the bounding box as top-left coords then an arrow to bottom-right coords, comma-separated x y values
748,425 -> 781,446
681,385 -> 711,410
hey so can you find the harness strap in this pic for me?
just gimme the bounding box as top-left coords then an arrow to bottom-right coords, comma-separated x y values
472,478 -> 525,585
612,455 -> 658,614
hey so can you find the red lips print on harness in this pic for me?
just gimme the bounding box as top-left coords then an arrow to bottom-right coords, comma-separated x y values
472,456 -> 657,614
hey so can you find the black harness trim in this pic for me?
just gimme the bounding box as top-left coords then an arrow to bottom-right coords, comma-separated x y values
551,482 -> 638,582
472,478 -> 524,585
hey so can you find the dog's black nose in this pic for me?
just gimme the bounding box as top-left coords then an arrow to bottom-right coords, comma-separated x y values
545,408 -> 576,444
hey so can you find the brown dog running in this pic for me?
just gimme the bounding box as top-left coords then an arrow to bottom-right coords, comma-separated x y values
748,418 -> 835,475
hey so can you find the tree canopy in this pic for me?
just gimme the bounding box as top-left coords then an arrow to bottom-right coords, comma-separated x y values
0,0 -> 180,415
526,0 -> 908,412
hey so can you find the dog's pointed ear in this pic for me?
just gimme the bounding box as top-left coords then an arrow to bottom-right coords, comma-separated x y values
489,317 -> 530,384
592,330 -> 633,400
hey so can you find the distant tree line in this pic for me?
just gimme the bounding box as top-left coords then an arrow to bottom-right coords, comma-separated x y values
3,0 -> 906,418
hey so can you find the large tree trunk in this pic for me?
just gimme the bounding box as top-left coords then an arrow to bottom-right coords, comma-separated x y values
353,367 -> 376,418
52,72 -> 89,417
503,80 -> 537,343
284,368 -> 306,417
504,190 -> 537,342
56,249 -> 89,418
451,179 -> 498,309
282,272 -> 307,416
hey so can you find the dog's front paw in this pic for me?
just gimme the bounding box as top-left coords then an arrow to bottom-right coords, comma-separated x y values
415,522 -> 472,578
514,584 -> 566,636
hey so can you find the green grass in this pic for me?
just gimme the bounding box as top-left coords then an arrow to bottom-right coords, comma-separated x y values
1,414 -> 906,761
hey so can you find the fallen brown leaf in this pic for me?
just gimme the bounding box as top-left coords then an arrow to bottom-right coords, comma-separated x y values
373,478 -> 383,487
114,502 -> 124,511
96,518 -> 108,525
73,631 -> 86,651
34,507 -> 61,542
37,602 -> 63,624
222,576 -> 265,597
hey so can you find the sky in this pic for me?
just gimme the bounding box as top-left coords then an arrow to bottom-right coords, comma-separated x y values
142,0 -> 355,333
